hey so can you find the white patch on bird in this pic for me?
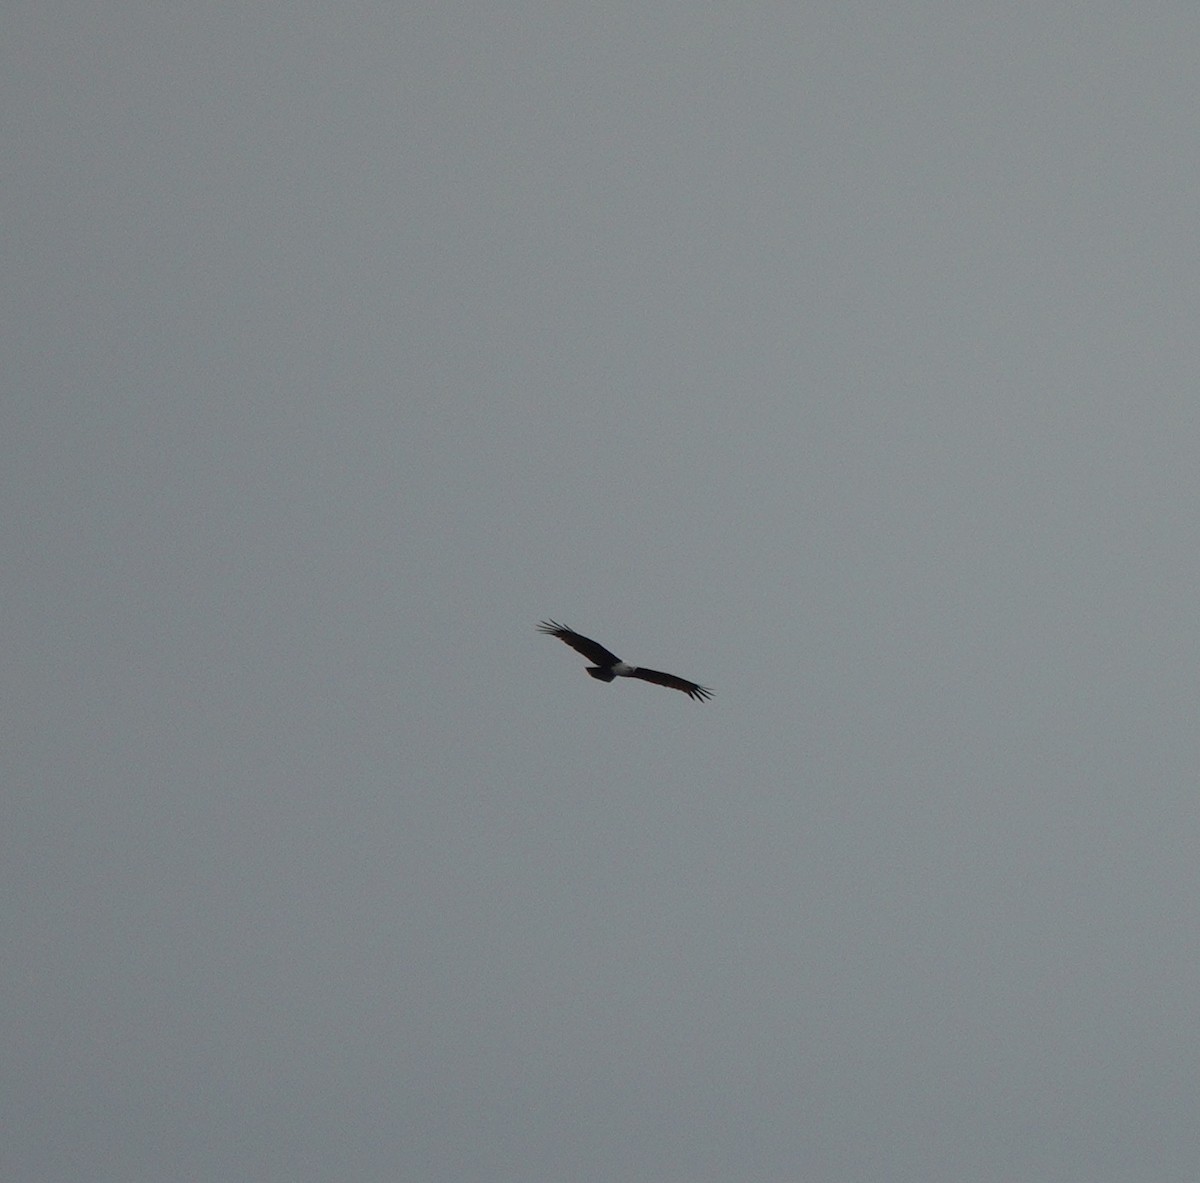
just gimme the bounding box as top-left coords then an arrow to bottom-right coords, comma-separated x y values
612,662 -> 636,676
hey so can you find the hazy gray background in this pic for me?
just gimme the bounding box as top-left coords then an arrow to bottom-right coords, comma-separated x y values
4,4 -> 1199,1180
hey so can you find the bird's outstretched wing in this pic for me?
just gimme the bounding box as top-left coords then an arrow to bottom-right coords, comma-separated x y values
537,620 -> 622,667
630,667 -> 714,702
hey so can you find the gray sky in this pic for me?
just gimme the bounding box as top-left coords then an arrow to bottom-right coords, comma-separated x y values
4,4 -> 1199,1180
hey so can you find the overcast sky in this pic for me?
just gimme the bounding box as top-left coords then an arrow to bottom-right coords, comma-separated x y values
4,5 -> 1200,1181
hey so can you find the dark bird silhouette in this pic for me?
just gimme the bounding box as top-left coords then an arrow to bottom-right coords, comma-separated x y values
537,620 -> 713,702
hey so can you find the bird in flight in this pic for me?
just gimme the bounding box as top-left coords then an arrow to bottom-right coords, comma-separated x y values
537,620 -> 713,702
